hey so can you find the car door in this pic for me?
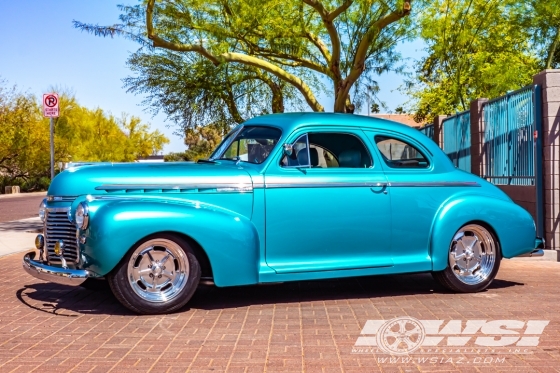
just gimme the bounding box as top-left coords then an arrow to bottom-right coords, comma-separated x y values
263,128 -> 393,274
365,130 -> 446,271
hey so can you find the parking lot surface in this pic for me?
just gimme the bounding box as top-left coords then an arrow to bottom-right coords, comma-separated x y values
2,252 -> 560,373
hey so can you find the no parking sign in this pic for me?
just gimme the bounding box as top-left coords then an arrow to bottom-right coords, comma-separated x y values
43,93 -> 59,117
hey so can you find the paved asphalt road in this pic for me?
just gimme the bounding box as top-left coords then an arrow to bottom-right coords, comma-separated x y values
0,194 -> 45,223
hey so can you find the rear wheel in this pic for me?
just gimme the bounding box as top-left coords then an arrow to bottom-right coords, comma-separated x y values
432,224 -> 501,293
108,234 -> 201,314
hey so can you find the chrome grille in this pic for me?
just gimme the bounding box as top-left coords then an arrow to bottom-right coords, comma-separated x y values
45,208 -> 79,264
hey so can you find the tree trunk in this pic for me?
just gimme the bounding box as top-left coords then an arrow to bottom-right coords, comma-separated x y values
546,26 -> 560,69
270,83 -> 285,113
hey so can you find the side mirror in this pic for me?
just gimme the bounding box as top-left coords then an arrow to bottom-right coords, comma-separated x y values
283,143 -> 293,157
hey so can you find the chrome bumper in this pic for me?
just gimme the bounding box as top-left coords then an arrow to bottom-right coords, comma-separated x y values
518,249 -> 544,257
22,251 -> 89,286
516,238 -> 546,258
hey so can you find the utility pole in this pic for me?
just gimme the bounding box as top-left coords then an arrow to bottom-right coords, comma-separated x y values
50,117 -> 55,180
43,93 -> 59,181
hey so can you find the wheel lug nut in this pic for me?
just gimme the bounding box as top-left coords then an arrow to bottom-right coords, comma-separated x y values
158,275 -> 162,278
149,273 -> 154,278
162,266 -> 166,270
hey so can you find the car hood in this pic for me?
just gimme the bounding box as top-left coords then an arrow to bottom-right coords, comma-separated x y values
48,162 -> 254,197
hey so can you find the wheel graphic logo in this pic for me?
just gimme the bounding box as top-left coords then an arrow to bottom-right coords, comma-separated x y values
376,317 -> 425,355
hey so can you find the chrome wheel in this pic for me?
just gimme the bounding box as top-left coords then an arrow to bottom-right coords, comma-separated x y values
127,238 -> 190,303
449,224 -> 496,285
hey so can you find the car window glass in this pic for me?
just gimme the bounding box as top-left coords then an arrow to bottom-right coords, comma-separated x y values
374,135 -> 429,168
219,126 -> 281,164
282,132 -> 372,169
282,134 -> 310,167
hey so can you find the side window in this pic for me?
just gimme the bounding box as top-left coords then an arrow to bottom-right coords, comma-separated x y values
282,134 -> 311,167
281,132 -> 372,169
374,135 -> 430,168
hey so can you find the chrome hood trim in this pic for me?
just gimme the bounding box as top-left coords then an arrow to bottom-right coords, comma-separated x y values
95,183 -> 253,193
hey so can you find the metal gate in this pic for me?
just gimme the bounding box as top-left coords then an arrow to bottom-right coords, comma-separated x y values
419,124 -> 434,140
442,110 -> 471,172
482,85 -> 543,237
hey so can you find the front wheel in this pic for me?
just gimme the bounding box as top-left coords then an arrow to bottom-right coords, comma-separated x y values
432,224 -> 501,293
108,234 -> 201,314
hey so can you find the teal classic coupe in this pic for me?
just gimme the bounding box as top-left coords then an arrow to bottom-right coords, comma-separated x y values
23,113 -> 543,314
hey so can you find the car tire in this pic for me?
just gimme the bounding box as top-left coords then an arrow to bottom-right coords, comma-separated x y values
107,234 -> 201,314
432,223 -> 501,293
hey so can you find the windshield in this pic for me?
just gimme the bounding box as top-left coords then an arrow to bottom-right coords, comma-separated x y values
210,126 -> 282,164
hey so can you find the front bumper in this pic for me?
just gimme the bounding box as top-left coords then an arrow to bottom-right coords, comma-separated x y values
22,251 -> 90,286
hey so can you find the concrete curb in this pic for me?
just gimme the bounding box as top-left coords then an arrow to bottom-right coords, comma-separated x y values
508,249 -> 560,262
0,217 -> 42,258
0,191 -> 47,199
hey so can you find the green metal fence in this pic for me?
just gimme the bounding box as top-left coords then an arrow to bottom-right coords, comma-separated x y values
482,85 -> 541,186
418,124 -> 434,140
482,84 -> 543,237
442,111 -> 471,172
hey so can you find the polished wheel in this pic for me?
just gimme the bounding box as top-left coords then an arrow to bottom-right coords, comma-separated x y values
108,234 -> 201,314
127,239 -> 189,303
449,224 -> 496,285
432,223 -> 501,293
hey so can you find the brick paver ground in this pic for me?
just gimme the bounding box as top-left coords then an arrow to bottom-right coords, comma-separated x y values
2,252 -> 560,373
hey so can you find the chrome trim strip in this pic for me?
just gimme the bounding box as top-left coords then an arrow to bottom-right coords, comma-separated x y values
23,251 -> 89,286
95,183 -> 253,192
47,195 -> 76,202
46,207 -> 72,213
265,182 -> 388,189
264,181 -> 478,188
389,182 -> 480,187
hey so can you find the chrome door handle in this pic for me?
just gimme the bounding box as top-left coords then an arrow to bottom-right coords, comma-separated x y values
370,182 -> 388,194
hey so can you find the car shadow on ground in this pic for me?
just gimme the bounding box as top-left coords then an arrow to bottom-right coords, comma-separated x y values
16,273 -> 524,316
0,220 -> 42,233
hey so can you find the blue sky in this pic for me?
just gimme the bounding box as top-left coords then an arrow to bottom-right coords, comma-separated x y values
0,1 -> 424,153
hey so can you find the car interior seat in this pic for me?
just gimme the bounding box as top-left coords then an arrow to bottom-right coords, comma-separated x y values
338,149 -> 361,168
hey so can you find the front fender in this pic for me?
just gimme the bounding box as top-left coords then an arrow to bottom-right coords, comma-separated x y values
431,195 -> 536,271
79,198 -> 260,287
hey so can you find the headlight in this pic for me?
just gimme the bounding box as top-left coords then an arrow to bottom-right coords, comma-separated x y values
38,199 -> 46,221
75,202 -> 89,230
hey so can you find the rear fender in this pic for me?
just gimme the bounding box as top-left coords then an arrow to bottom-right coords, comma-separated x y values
79,198 -> 260,286
431,195 -> 535,271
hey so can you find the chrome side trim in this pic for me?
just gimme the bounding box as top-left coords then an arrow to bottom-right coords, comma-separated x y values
389,182 -> 480,187
95,183 -> 253,193
265,182 -> 388,188
264,181 -> 479,188
23,251 -> 89,286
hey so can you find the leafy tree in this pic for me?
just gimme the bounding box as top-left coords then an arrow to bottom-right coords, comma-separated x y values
0,79 -> 169,192
394,106 -> 405,114
524,0 -> 560,69
123,49 -> 306,132
370,102 -> 380,113
75,0 -> 415,114
406,0 -> 540,123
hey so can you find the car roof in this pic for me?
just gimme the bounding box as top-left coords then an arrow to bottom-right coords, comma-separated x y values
242,112 -> 423,139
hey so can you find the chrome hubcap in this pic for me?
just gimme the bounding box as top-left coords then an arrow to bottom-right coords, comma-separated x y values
127,239 -> 189,303
449,224 -> 496,285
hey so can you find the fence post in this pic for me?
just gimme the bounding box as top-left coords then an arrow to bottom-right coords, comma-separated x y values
533,70 -> 560,249
469,98 -> 488,177
433,115 -> 447,148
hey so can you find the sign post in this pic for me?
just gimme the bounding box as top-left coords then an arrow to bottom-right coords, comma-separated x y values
43,93 -> 59,180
